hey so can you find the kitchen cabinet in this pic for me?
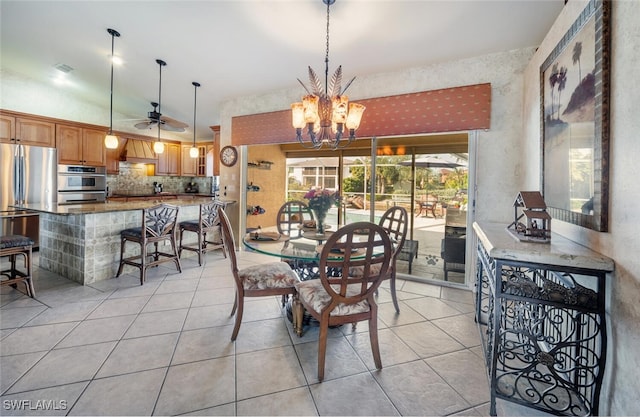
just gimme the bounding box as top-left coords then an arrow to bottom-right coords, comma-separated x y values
181,144 -> 208,176
156,142 -> 180,176
56,124 -> 106,166
106,137 -> 125,174
211,125 -> 220,176
0,114 -> 55,147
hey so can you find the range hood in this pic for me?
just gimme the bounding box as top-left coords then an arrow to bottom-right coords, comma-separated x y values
120,139 -> 157,163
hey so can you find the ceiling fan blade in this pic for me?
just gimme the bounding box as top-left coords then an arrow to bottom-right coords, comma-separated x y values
160,115 -> 188,129
158,122 -> 186,132
134,120 -> 157,130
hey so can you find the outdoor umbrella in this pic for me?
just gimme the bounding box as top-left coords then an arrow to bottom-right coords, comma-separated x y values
399,156 -> 463,198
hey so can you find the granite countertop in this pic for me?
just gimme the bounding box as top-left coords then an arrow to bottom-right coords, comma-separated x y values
13,198 -> 235,216
109,192 -> 216,198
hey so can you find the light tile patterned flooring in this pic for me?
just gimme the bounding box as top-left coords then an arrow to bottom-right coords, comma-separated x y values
1,250 -> 536,416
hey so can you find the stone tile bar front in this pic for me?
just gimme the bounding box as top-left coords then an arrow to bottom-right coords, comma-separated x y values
16,199 -> 232,285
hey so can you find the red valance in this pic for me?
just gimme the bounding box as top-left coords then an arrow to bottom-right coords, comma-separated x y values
231,83 -> 491,146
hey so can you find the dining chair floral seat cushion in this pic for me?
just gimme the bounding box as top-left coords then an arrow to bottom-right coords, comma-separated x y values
217,206 -> 301,341
239,262 -> 300,290
295,279 -> 370,316
293,221 -> 392,382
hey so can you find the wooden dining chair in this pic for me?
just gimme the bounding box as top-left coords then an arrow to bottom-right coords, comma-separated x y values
116,203 -> 182,285
294,222 -> 393,382
378,206 -> 408,312
178,200 -> 226,266
276,200 -> 314,239
217,206 -> 301,341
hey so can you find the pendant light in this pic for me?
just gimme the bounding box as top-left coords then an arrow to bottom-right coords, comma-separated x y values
153,59 -> 166,154
189,82 -> 200,158
104,28 -> 120,149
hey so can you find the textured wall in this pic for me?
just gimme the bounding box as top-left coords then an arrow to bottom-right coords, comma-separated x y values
522,1 -> 640,415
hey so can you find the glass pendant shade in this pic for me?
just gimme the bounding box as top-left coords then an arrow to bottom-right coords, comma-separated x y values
291,103 -> 305,129
153,141 -> 165,154
104,134 -> 119,149
346,103 -> 365,130
189,146 -> 199,158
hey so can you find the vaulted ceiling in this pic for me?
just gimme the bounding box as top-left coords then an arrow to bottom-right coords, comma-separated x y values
0,0 -> 564,141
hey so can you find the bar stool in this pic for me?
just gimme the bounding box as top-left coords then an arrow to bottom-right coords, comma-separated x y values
116,203 -> 182,285
179,200 -> 227,266
1,235 -> 36,297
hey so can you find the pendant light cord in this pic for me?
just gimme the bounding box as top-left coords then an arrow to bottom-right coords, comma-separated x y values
192,82 -> 200,147
107,28 -> 120,135
324,1 -> 330,96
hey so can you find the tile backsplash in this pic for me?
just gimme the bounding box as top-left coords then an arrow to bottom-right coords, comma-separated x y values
107,162 -> 212,195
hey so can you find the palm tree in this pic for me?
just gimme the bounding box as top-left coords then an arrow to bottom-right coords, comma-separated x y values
557,66 -> 568,119
548,63 -> 559,120
572,41 -> 583,82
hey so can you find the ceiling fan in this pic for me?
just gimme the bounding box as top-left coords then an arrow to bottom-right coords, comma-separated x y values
133,59 -> 188,133
134,101 -> 188,132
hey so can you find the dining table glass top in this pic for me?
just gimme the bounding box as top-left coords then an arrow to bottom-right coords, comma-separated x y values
242,227 -> 391,262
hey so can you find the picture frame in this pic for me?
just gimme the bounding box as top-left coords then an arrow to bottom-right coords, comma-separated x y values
540,0 -> 610,231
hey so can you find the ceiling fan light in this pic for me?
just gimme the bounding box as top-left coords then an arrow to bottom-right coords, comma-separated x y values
153,141 -> 165,154
104,134 -> 119,149
189,146 -> 199,158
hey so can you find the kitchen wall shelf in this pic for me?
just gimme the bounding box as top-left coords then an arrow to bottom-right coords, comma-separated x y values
248,161 -> 273,170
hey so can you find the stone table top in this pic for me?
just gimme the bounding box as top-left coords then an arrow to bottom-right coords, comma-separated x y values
473,221 -> 614,272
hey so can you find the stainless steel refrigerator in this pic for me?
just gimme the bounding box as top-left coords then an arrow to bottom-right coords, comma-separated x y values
1,143 -> 57,248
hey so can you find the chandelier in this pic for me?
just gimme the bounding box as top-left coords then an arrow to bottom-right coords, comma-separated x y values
291,0 -> 365,150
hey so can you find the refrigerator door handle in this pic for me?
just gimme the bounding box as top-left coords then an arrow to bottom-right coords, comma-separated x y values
16,144 -> 26,204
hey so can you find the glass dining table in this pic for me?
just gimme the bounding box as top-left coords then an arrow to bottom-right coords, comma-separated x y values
242,229 -> 337,280
242,227 -> 392,280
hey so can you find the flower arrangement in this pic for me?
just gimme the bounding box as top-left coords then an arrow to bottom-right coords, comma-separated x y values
303,188 -> 341,212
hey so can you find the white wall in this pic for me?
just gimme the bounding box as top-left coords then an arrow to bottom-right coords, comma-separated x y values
522,1 -> 640,415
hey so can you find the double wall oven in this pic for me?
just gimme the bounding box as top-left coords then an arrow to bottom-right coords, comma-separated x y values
57,165 -> 107,204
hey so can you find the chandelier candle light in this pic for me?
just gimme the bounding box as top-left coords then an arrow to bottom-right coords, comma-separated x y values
189,81 -> 201,158
291,0 -> 365,150
104,28 -> 120,149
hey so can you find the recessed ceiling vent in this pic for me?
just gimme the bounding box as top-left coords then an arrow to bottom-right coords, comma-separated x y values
53,63 -> 74,73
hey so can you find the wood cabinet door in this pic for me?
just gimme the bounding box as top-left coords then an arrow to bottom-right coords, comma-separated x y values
56,124 -> 83,164
106,137 -> 124,174
82,128 -> 106,166
16,118 -> 55,147
157,143 -> 180,175
181,145 -> 197,176
0,114 -> 16,143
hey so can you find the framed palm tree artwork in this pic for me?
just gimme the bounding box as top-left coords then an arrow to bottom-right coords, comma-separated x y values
540,0 -> 610,232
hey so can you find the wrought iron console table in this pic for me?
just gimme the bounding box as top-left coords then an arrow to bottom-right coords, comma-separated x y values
472,222 -> 614,416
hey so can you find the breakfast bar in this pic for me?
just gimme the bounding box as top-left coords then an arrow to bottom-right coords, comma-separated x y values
15,198 -> 234,285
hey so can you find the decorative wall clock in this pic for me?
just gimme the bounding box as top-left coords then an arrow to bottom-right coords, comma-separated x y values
220,145 -> 238,167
